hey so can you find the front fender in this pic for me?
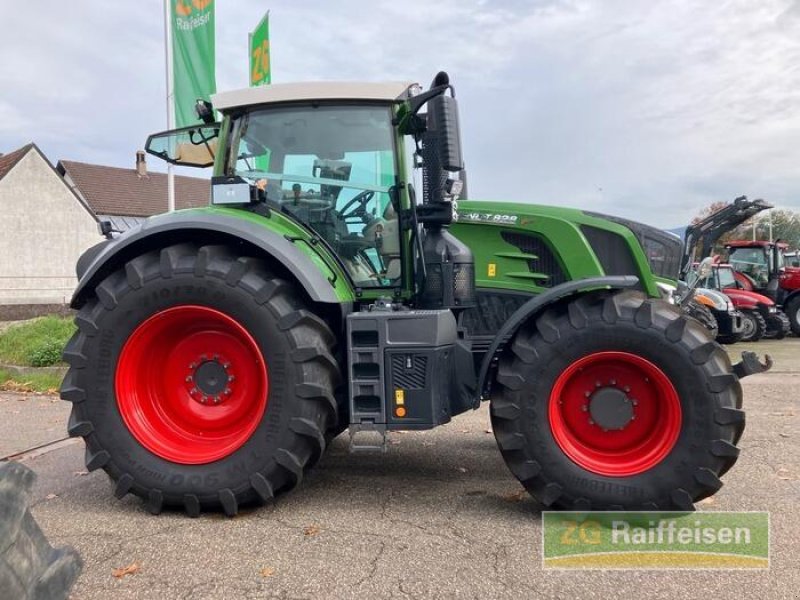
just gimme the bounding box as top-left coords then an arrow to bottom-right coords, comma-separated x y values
476,275 -> 640,399
71,211 -> 347,308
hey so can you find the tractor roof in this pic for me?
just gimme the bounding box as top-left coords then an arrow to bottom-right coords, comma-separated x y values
212,81 -> 415,111
726,240 -> 788,249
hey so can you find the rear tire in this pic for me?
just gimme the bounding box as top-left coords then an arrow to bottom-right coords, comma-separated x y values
491,291 -> 744,510
740,309 -> 766,342
61,244 -> 341,516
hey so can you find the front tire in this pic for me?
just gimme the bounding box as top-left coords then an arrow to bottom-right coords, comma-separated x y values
739,309 -> 766,342
61,244 -> 341,516
683,299 -> 719,340
491,291 -> 744,510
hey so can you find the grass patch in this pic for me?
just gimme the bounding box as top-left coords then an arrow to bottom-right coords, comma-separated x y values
0,369 -> 62,394
0,316 -> 75,367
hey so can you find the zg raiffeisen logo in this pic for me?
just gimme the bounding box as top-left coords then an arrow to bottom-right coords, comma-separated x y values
542,512 -> 769,569
175,0 -> 213,18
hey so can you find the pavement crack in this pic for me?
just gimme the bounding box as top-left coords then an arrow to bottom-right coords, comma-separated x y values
355,540 -> 387,586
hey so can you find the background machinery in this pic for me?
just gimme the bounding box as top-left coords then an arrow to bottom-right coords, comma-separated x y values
726,240 -> 800,335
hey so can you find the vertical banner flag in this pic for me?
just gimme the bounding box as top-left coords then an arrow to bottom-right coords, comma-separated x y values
171,0 -> 216,127
250,12 -> 271,172
250,12 -> 271,87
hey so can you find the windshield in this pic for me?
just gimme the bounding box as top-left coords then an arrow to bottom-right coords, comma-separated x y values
729,247 -> 769,287
229,105 -> 401,287
717,267 -> 736,288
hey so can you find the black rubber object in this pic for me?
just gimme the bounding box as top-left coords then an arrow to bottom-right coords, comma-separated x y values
491,290 -> 745,510
683,299 -> 719,341
764,311 -> 789,340
0,461 -> 82,599
785,296 -> 800,336
61,244 -> 341,517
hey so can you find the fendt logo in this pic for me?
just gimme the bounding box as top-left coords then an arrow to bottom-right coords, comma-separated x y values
176,0 -> 213,17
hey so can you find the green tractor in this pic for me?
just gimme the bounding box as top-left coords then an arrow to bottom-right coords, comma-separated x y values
63,73 -> 755,517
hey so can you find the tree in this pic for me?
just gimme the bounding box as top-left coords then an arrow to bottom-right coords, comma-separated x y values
690,202 -> 800,257
750,209 -> 800,247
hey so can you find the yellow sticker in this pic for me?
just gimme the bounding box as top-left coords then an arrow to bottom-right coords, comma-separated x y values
395,389 -> 405,405
488,263 -> 497,277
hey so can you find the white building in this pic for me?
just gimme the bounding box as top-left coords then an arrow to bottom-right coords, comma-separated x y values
0,144 -> 100,306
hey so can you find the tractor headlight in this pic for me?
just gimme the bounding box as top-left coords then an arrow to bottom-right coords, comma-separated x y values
656,282 -> 677,304
768,305 -> 777,313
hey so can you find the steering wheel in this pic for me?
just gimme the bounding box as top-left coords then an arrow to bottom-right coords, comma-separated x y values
339,190 -> 375,222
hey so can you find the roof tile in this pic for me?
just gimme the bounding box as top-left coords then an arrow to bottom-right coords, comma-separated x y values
59,160 -> 209,217
0,144 -> 34,181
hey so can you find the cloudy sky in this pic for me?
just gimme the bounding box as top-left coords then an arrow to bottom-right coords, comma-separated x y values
2,0 -> 800,228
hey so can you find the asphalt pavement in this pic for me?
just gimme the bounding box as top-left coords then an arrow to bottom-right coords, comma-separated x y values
3,338 -> 799,599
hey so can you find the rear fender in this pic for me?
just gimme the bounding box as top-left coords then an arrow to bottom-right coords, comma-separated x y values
71,212 -> 348,308
476,275 -> 640,399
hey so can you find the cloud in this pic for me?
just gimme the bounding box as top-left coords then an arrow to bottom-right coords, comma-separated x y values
1,0 -> 799,227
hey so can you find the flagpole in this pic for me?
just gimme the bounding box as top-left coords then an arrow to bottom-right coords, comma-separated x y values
164,0 -> 176,212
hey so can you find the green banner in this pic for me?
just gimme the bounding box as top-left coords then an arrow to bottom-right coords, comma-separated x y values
171,0 -> 216,127
249,12 -> 271,87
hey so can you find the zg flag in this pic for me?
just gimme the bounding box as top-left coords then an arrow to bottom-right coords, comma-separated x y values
249,12 -> 271,87
171,0 -> 216,127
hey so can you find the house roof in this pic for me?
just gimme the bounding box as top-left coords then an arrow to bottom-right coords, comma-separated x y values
0,143 -> 34,181
58,160 -> 209,217
1,143 -> 98,221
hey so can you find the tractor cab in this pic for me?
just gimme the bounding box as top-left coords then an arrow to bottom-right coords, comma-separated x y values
146,75 -> 473,309
726,240 -> 788,296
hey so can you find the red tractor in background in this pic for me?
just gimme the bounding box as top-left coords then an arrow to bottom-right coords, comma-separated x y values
726,240 -> 800,335
697,262 -> 790,341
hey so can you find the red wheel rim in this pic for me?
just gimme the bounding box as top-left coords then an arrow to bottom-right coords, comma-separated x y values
115,305 -> 268,464
548,351 -> 681,477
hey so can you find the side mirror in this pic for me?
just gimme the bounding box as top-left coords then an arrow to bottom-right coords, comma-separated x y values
145,124 -> 220,168
427,94 -> 464,172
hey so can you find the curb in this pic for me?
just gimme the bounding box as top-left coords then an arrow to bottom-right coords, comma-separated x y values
0,364 -> 67,378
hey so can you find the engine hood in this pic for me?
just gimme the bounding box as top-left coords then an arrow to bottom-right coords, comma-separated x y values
723,287 -> 774,308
